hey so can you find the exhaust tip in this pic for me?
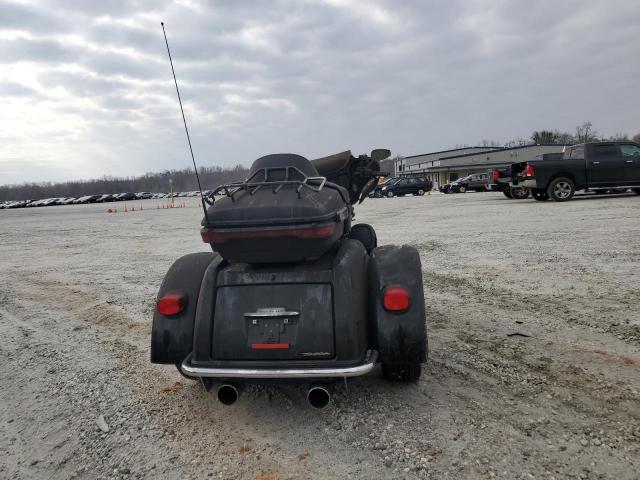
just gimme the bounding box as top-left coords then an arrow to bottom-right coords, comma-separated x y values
307,385 -> 331,409
217,384 -> 239,406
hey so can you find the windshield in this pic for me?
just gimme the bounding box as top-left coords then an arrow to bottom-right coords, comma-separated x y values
382,178 -> 400,185
453,175 -> 472,183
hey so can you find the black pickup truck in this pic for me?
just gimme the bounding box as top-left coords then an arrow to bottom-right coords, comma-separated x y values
487,167 -> 528,199
512,142 -> 640,201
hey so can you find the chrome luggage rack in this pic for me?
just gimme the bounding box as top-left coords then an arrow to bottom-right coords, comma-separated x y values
211,166 -> 327,202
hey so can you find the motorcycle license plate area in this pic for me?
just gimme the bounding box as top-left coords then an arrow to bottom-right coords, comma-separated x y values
212,284 -> 334,360
248,316 -> 292,349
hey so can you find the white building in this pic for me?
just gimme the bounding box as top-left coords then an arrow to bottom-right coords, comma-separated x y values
397,145 -> 567,187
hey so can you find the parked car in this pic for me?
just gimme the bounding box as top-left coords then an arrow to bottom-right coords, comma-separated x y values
512,142 -> 640,202
4,200 -> 31,208
95,194 -> 116,203
440,173 -> 488,194
378,177 -> 429,197
369,177 -> 399,197
114,192 -> 137,201
136,192 -> 154,199
73,195 -> 100,204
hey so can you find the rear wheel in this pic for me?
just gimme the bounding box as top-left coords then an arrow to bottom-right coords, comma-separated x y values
503,190 -> 513,199
510,186 -> 530,199
416,189 -> 425,196
382,363 -> 422,382
348,224 -> 377,254
633,188 -> 640,195
531,189 -> 549,201
547,177 -> 575,202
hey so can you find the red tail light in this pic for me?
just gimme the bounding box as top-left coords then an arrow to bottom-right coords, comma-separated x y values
492,170 -> 500,181
157,292 -> 187,316
201,223 -> 335,244
525,164 -> 535,177
383,287 -> 410,312
251,343 -> 290,350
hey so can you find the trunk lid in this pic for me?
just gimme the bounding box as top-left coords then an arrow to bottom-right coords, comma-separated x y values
211,283 -> 334,360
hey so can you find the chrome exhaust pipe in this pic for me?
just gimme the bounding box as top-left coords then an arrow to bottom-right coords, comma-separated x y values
307,383 -> 333,409
217,383 -> 242,406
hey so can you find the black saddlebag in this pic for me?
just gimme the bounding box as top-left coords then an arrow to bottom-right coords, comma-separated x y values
202,154 -> 352,264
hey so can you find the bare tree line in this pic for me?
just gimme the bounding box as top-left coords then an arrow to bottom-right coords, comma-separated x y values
494,122 -> 639,149
0,165 -> 249,202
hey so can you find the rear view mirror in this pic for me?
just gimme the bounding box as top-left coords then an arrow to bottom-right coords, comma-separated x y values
371,149 -> 391,162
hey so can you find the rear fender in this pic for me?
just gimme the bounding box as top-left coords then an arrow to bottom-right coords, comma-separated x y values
369,245 -> 427,364
151,252 -> 222,364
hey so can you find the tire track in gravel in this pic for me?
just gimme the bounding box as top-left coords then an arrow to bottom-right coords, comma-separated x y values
418,266 -> 640,480
8,277 -> 323,480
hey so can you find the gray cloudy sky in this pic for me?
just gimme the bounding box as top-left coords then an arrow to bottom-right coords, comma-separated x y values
1,0 -> 638,184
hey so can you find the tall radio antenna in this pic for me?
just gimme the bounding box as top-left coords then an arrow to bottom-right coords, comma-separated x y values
160,21 -> 210,223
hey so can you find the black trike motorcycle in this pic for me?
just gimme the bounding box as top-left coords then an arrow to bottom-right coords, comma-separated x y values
151,149 -> 428,408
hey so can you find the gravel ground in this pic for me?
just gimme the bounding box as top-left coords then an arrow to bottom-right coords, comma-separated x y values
1,191 -> 639,480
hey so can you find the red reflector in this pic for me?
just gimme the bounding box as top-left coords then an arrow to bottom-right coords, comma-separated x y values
201,224 -> 335,244
156,292 -> 186,316
383,287 -> 410,312
492,170 -> 500,181
251,343 -> 290,350
525,164 -> 535,177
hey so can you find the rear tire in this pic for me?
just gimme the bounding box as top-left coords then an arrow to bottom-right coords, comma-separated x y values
348,224 -> 377,254
547,177 -> 575,202
416,189 -> 425,196
510,186 -> 530,199
503,190 -> 513,199
633,188 -> 640,195
382,363 -> 422,382
531,189 -> 549,201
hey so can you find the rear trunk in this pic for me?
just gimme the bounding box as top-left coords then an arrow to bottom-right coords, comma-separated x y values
190,239 -> 370,369
212,284 -> 334,360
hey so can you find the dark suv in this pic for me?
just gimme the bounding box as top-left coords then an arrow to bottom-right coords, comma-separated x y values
379,177 -> 429,197
371,177 -> 400,197
440,173 -> 488,193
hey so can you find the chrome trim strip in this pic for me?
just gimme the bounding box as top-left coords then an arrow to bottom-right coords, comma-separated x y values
244,308 -> 300,318
181,350 -> 378,379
